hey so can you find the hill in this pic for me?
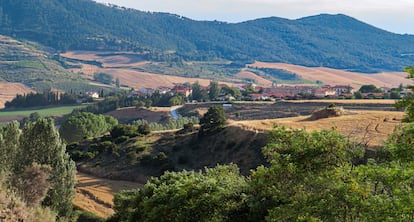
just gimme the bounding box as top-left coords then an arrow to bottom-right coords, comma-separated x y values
0,35 -> 113,93
1,0 -> 414,72
251,62 -> 413,89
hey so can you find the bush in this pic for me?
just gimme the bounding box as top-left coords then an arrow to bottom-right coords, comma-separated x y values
115,135 -> 129,144
138,123 -> 151,135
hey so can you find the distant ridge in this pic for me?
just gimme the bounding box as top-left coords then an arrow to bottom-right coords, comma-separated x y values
1,0 -> 414,72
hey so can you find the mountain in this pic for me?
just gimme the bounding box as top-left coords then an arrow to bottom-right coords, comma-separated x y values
1,0 -> 414,72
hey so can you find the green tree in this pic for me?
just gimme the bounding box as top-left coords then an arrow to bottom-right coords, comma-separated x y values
0,121 -> 21,171
191,81 -> 203,101
395,66 -> 414,122
354,91 -> 363,99
358,84 -> 381,93
116,77 -> 120,88
169,95 -> 184,106
59,112 -> 118,142
209,81 -> 220,101
109,164 -> 247,222
199,106 -> 227,135
93,72 -> 113,85
18,118 -> 76,217
248,127 -> 364,221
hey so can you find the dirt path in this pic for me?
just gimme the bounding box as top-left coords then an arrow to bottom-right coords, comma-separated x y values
73,172 -> 143,218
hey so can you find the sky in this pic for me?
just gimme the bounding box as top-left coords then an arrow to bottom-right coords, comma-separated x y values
95,0 -> 414,34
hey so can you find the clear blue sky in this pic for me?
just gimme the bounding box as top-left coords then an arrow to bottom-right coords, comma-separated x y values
95,0 -> 414,34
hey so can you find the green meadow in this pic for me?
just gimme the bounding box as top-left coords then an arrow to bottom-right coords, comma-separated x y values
0,105 -> 86,118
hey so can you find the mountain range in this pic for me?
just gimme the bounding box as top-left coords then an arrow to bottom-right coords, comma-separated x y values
1,0 -> 414,73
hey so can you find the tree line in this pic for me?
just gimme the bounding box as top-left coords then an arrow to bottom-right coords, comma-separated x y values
5,91 -> 78,109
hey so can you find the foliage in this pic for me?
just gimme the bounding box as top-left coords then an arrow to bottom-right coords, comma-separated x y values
59,112 -> 118,143
110,124 -> 139,139
109,164 -> 247,222
248,127 -> 364,221
133,116 -> 199,131
395,66 -> 414,122
209,81 -> 221,100
14,163 -> 51,208
168,94 -> 184,106
110,123 -> 414,221
191,81 -> 208,102
358,84 -> 382,93
5,91 -> 77,109
17,118 -> 76,217
94,72 -> 113,85
199,106 -> 227,135
137,123 -> 151,135
0,171 -> 57,222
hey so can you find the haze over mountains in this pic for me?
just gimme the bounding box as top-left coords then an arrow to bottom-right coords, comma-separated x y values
1,0 -> 414,73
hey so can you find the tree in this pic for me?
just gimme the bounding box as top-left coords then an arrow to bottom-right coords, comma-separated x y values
358,84 -> 381,93
248,127 -> 364,221
191,81 -> 203,101
59,112 -> 118,142
109,165 -> 247,222
116,77 -> 120,88
199,106 -> 227,135
395,66 -> 414,122
93,72 -> 113,85
209,81 -> 220,101
18,118 -> 76,217
169,95 -> 184,106
0,121 -> 21,171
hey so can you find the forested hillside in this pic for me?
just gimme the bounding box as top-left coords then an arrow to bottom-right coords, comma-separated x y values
1,0 -> 414,72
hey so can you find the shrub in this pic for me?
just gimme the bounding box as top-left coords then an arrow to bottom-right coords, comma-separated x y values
138,123 -> 151,135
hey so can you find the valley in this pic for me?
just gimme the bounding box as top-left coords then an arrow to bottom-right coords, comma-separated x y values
71,100 -> 404,218
1,0 -> 414,221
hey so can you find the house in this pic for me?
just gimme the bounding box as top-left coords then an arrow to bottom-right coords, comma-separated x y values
172,85 -> 192,97
313,87 -> 336,98
157,86 -> 172,94
333,85 -> 354,95
249,93 -> 269,100
139,87 -> 155,96
85,91 -> 99,99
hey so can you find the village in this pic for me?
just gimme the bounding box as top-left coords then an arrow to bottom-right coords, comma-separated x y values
122,82 -> 408,102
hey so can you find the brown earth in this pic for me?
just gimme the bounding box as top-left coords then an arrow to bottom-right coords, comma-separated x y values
0,82 -> 34,108
73,172 -> 143,218
251,62 -> 413,89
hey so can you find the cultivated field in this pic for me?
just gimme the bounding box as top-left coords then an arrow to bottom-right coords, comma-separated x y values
0,82 -> 34,108
251,62 -> 413,89
232,110 -> 404,147
235,70 -> 273,86
62,51 -> 235,88
74,172 -> 143,218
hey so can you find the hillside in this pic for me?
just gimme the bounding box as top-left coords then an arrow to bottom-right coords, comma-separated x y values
0,35 -> 110,93
251,62 -> 413,89
1,0 -> 414,72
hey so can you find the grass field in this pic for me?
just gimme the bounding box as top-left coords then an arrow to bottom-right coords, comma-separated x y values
0,105 -> 86,118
